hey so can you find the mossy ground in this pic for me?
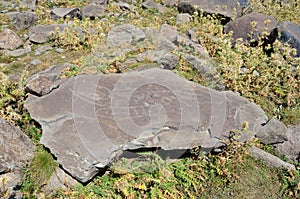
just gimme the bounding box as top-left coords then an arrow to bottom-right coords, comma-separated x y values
0,0 -> 299,198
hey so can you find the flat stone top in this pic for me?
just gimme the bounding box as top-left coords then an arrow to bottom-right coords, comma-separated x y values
25,68 -> 268,182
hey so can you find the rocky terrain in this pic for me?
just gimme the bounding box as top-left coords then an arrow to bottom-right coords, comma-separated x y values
0,0 -> 299,198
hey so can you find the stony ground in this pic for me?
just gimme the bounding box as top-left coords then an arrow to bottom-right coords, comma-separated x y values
0,0 -> 299,198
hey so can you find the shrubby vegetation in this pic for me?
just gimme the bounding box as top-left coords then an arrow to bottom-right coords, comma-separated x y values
0,0 -> 299,198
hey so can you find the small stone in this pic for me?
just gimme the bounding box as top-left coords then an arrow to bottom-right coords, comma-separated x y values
6,11 -> 38,30
0,29 -> 24,50
142,0 -> 167,13
35,45 -> 52,56
56,48 -> 64,53
176,13 -> 191,24
249,146 -> 295,170
50,8 -> 81,21
29,24 -> 68,43
81,3 -> 105,19
30,59 -> 43,66
256,119 -> 288,144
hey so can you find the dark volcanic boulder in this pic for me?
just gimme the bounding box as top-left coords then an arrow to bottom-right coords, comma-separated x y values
25,68 -> 269,182
224,12 -> 277,45
275,21 -> 300,57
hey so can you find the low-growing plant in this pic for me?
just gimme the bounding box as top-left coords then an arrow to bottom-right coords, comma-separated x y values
21,150 -> 58,197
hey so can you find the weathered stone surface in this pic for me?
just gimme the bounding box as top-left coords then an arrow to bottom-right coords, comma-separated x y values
249,146 -> 295,170
25,68 -> 269,182
35,45 -> 52,56
50,8 -> 81,21
224,12 -> 278,45
0,29 -> 23,50
0,118 -> 34,173
275,124 -> 300,162
159,24 -> 178,44
256,119 -> 288,144
82,3 -> 105,19
275,21 -> 300,57
164,0 -> 178,7
178,0 -> 248,20
158,53 -> 179,70
25,65 -> 68,96
177,36 -> 209,57
20,0 -> 36,10
6,11 -> 38,30
42,167 -> 78,195
29,24 -> 68,43
90,0 -> 108,5
142,0 -> 167,13
0,172 -> 22,199
176,13 -> 192,24
106,24 -> 146,47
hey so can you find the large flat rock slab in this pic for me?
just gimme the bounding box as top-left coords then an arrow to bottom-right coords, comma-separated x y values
25,68 -> 268,182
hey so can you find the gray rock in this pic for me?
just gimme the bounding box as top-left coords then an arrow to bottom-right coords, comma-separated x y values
4,47 -> 31,57
224,12 -> 277,45
6,11 -> 38,30
256,119 -> 288,144
50,8 -> 81,21
164,0 -> 178,7
0,118 -> 34,173
275,124 -> 300,162
113,2 -> 131,11
30,59 -> 43,66
142,0 -> 167,13
82,3 -> 105,19
29,24 -> 68,43
159,24 -> 178,44
20,0 -> 36,11
178,0 -> 248,20
158,53 -> 179,70
275,21 -> 300,57
25,64 -> 69,96
106,24 -> 146,47
176,13 -> 192,24
177,36 -> 209,57
4,40 -> 31,57
42,167 -> 77,195
0,29 -> 23,50
90,0 -> 108,5
25,68 -> 269,182
35,45 -> 52,56
56,48 -> 65,53
182,54 -> 223,89
187,28 -> 199,43
0,172 -> 22,199
137,50 -> 178,69
249,146 -> 295,170
157,36 -> 177,51
136,50 -> 167,62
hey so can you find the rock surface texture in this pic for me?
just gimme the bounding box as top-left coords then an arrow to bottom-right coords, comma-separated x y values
25,68 -> 270,182
0,118 -> 34,173
224,12 -> 278,44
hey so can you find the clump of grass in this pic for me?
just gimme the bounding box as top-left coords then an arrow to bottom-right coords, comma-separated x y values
21,150 -> 58,197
